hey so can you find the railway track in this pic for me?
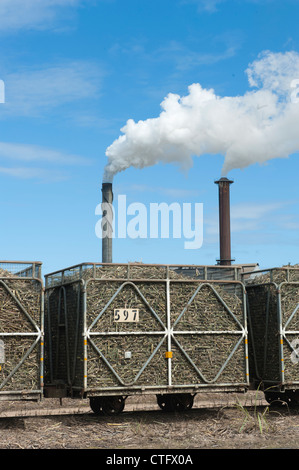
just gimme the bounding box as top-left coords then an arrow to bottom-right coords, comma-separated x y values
0,392 -> 268,419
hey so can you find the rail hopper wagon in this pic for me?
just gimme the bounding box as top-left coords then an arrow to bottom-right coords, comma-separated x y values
43,262 -> 249,414
242,266 -> 299,407
0,261 -> 44,402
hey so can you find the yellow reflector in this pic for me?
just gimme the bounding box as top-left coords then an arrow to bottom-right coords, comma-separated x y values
165,351 -> 173,359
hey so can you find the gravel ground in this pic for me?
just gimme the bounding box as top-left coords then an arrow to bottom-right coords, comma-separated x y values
0,391 -> 298,454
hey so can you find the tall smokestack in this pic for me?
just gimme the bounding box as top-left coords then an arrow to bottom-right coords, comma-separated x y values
215,177 -> 234,266
101,182 -> 113,263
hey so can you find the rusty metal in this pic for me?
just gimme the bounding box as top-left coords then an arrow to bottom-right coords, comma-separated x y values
215,177 -> 234,266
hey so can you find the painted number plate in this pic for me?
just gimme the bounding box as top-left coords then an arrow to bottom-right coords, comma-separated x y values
114,308 -> 139,322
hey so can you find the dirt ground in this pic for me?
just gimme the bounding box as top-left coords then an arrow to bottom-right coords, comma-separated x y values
0,391 -> 299,453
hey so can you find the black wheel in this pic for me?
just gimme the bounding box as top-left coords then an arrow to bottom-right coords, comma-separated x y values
89,396 -> 102,414
157,394 -> 175,412
157,393 -> 194,412
286,390 -> 299,407
174,393 -> 194,411
101,396 -> 126,415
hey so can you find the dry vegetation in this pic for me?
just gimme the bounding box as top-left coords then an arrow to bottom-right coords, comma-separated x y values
2,264 -> 299,451
0,268 -> 42,394
0,392 -> 299,450
46,264 -> 247,391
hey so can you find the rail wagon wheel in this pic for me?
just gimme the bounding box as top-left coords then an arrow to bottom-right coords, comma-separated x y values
173,393 -> 195,411
156,393 -> 194,412
101,396 -> 126,415
156,394 -> 175,411
286,390 -> 299,407
89,396 -> 102,415
264,391 -> 291,406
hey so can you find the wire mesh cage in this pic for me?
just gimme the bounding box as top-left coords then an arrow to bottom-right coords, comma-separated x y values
243,266 -> 299,404
0,260 -> 42,279
0,261 -> 44,401
45,262 -> 248,288
44,263 -> 249,403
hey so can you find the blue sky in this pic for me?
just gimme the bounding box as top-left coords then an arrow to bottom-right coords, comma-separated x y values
1,0 -> 299,276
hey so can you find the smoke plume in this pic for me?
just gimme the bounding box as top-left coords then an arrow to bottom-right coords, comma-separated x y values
103,50 -> 299,182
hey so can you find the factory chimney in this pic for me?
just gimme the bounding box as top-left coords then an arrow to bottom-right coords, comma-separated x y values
215,177 -> 234,266
101,182 -> 113,263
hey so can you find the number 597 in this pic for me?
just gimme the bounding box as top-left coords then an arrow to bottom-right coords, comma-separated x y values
114,308 -> 139,322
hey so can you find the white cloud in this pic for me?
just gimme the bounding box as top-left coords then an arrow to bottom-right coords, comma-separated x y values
206,201 -> 290,236
0,0 -> 88,32
104,50 -> 299,182
110,36 -> 240,75
246,50 -> 299,93
122,183 -> 200,199
0,140 -> 92,181
0,166 -> 67,181
182,0 -> 275,13
0,60 -> 103,117
155,41 -> 239,72
190,0 -> 226,12
230,201 -> 288,220
0,141 -> 90,165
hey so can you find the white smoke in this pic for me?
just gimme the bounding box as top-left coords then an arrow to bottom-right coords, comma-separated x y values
103,50 -> 299,182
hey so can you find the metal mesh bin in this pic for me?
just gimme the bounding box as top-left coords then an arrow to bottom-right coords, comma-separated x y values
0,261 -> 44,401
243,266 -> 299,405
44,263 -> 249,411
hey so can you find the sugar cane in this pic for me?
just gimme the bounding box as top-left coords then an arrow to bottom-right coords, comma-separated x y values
45,263 -> 247,389
0,266 -> 42,393
245,264 -> 299,385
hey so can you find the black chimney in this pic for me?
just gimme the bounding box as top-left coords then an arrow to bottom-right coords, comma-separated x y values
215,177 -> 234,266
101,182 -> 113,263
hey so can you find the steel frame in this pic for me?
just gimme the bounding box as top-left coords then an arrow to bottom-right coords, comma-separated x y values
0,262 -> 44,401
82,278 -> 249,394
244,270 -> 299,391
